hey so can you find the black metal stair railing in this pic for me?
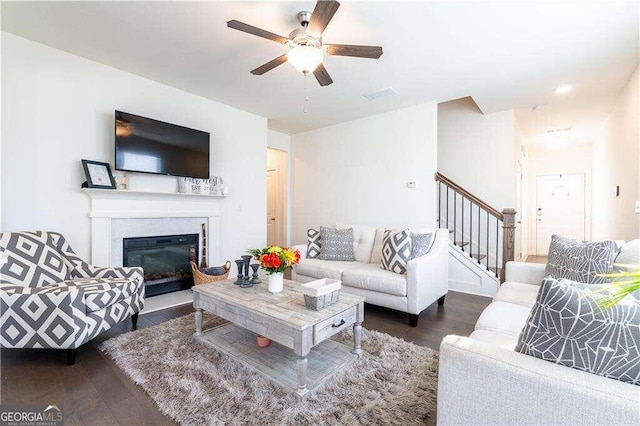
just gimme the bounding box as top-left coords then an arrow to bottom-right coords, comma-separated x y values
435,173 -> 516,281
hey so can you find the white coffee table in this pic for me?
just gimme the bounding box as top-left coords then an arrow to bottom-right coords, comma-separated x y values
192,278 -> 365,396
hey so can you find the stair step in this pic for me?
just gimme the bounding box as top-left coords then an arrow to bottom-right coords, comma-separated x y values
448,229 -> 454,234
455,241 -> 469,247
475,254 -> 487,261
488,266 -> 502,276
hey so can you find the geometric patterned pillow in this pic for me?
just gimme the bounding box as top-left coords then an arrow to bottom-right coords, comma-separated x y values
545,234 -> 618,284
307,228 -> 321,259
410,232 -> 434,259
318,226 -> 355,262
515,277 -> 640,386
381,229 -> 411,274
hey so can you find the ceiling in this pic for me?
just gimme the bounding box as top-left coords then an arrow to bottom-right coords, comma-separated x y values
2,1 -> 638,136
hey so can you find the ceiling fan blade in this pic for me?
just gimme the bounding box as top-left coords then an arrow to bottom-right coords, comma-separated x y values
313,63 -> 333,86
227,20 -> 288,44
325,44 -> 383,59
307,1 -> 341,38
250,54 -> 288,75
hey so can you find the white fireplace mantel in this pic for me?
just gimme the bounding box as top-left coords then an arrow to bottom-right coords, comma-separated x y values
82,188 -> 222,266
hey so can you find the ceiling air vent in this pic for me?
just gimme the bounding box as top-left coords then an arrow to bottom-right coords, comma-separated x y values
546,127 -> 573,134
363,87 -> 398,101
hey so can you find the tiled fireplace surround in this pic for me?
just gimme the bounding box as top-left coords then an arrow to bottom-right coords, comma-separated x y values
83,189 -> 222,309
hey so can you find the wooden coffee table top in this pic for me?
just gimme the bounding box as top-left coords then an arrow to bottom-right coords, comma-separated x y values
192,278 -> 365,330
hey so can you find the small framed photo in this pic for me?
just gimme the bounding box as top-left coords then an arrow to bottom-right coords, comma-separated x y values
81,159 -> 117,189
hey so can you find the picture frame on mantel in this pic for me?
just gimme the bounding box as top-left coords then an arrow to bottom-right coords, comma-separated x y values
81,159 -> 117,189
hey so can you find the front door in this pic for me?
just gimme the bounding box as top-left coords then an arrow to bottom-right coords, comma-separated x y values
535,173 -> 586,255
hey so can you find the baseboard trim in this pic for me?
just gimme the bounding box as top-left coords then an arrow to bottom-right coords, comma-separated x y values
447,288 -> 493,300
141,289 -> 193,315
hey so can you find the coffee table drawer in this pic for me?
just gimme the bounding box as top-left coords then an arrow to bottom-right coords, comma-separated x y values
313,306 -> 356,345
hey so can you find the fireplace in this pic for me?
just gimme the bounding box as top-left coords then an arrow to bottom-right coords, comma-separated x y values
123,234 -> 198,297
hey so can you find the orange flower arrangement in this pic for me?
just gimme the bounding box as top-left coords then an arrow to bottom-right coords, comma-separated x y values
248,246 -> 301,274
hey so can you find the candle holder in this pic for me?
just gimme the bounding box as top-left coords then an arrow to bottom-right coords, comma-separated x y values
241,255 -> 252,281
234,259 -> 245,285
250,264 -> 261,284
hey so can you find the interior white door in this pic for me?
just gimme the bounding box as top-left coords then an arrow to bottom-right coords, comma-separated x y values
516,160 -> 524,260
536,173 -> 586,255
266,168 -> 279,246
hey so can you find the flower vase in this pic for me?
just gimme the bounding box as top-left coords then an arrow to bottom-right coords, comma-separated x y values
268,272 -> 284,293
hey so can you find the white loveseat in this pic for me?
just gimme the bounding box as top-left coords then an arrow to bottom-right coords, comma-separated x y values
437,259 -> 640,425
292,225 -> 449,327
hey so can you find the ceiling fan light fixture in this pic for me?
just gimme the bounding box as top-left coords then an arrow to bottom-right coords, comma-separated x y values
228,1 -> 382,86
287,45 -> 323,75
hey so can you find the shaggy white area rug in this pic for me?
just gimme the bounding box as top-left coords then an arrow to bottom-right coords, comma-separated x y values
100,313 -> 438,425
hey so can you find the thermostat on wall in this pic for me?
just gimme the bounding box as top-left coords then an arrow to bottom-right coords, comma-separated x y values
407,181 -> 417,189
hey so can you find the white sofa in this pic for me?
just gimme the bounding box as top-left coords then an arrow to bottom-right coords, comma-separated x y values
292,225 -> 449,327
437,260 -> 640,425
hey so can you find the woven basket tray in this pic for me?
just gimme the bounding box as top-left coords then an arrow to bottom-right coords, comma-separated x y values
304,290 -> 341,311
191,261 -> 231,285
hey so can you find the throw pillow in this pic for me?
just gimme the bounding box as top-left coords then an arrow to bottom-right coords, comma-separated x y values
515,278 -> 640,386
545,234 -> 618,284
410,232 -> 434,259
613,240 -> 640,300
306,228 -> 321,259
335,223 -> 377,263
200,266 -> 227,276
319,226 -> 356,261
381,229 -> 412,274
615,239 -> 640,269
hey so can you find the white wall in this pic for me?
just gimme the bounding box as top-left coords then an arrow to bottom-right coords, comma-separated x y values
268,129 -> 291,152
0,7 -> 3,232
1,33 -> 267,262
290,102 -> 438,244
438,97 -> 519,210
592,66 -> 640,241
267,129 -> 292,245
527,143 -> 593,253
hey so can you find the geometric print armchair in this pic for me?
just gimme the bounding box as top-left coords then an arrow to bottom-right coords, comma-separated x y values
0,231 -> 145,364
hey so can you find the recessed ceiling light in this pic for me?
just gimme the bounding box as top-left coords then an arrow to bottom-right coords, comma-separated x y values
554,85 -> 572,95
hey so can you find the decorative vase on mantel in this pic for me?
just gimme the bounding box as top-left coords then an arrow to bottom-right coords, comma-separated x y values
268,272 -> 284,294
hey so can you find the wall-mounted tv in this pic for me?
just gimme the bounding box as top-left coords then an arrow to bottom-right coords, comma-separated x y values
115,110 -> 210,179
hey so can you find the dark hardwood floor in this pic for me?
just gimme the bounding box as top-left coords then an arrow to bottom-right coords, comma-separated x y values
1,291 -> 491,425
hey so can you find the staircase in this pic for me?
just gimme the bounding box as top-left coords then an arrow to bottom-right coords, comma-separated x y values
435,172 -> 516,292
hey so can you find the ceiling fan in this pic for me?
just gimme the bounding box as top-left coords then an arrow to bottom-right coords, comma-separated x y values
227,0 -> 383,86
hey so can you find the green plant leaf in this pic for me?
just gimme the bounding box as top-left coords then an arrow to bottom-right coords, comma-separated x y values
590,266 -> 640,309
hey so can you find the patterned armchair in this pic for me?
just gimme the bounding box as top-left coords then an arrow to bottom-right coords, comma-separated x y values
0,231 -> 145,364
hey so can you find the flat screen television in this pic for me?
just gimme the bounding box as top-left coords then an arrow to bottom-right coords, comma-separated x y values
114,110 -> 210,179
